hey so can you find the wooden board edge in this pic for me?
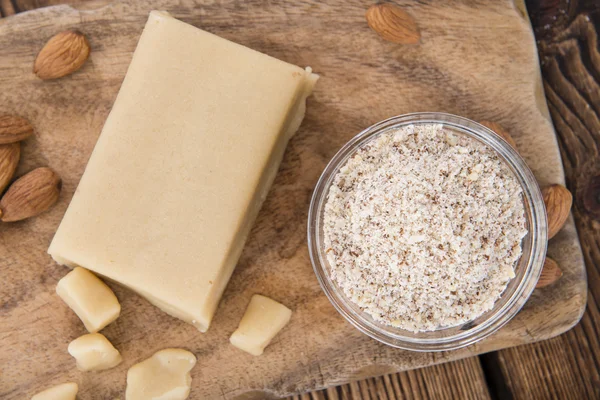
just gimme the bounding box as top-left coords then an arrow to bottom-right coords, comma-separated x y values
0,1 -> 591,398
0,1 -> 112,25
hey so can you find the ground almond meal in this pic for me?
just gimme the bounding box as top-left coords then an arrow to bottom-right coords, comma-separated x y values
323,123 -> 527,332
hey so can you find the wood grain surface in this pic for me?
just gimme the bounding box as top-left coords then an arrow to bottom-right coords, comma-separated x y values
0,0 -> 589,399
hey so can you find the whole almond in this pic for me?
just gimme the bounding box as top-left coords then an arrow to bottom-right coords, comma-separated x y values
366,4 -> 420,45
0,115 -> 34,144
536,257 -> 562,288
34,30 -> 90,80
542,184 -> 572,239
0,143 -> 20,193
479,120 -> 518,151
0,167 -> 61,222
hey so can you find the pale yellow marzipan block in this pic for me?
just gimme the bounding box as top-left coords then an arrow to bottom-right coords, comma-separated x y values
48,10 -> 317,333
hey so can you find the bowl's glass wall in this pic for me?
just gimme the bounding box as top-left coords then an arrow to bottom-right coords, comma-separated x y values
308,112 -> 548,351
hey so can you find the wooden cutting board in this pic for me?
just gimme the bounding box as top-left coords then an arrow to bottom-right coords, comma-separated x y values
0,1 -> 587,398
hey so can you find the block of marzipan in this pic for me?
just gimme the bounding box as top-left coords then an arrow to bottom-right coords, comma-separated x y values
230,294 -> 292,356
48,10 -> 318,333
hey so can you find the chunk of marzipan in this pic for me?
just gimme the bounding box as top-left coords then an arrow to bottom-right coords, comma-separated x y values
31,382 -> 78,400
126,348 -> 197,400
56,267 -> 120,332
230,294 -> 292,356
68,333 -> 122,371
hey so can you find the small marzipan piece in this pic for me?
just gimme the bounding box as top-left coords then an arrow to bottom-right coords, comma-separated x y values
68,333 -> 122,371
126,348 -> 197,400
31,382 -> 78,400
230,294 -> 292,356
56,267 -> 121,332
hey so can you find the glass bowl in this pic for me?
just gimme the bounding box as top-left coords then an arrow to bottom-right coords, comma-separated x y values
307,112 -> 548,351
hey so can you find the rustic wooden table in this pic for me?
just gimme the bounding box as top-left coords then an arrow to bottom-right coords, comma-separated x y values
1,0 -> 598,399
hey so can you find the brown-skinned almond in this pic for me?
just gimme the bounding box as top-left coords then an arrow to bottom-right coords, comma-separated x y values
479,120 -> 518,151
536,257 -> 562,288
542,184 -> 572,239
0,143 -> 20,194
34,30 -> 90,80
0,167 -> 61,222
0,115 -> 34,144
366,3 -> 420,45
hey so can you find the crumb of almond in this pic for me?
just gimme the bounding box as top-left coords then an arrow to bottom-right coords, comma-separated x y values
323,123 -> 527,332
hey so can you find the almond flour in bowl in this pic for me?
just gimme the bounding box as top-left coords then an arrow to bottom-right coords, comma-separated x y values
308,113 -> 547,351
323,123 -> 527,333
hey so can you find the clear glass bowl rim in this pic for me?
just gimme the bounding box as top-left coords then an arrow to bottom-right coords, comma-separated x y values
307,112 -> 548,352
